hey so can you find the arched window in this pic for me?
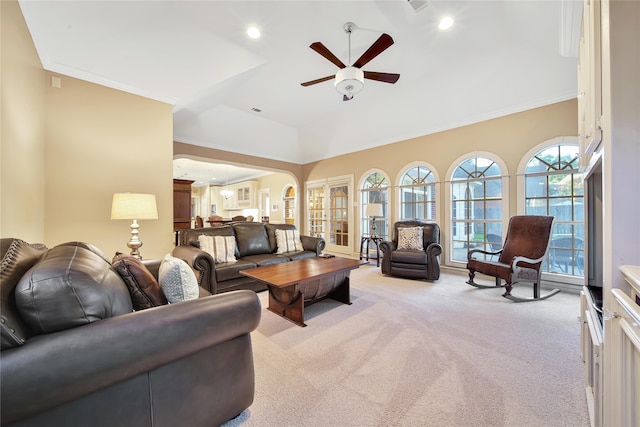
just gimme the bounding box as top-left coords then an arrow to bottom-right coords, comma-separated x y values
524,144 -> 584,276
450,156 -> 503,262
399,166 -> 436,220
361,172 -> 388,240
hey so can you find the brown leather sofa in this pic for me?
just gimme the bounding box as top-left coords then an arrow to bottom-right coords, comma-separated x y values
0,238 -> 261,427
380,220 -> 442,281
173,222 -> 325,293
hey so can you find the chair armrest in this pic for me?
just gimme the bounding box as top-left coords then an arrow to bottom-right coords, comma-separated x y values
379,241 -> 396,253
0,291 -> 261,425
300,235 -> 325,255
171,245 -> 217,294
379,241 -> 396,275
511,254 -> 544,270
425,243 -> 443,279
467,248 -> 503,260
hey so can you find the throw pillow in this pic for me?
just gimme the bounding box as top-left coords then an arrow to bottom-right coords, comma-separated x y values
112,253 -> 168,310
275,229 -> 304,254
397,227 -> 424,250
198,235 -> 237,263
158,254 -> 199,303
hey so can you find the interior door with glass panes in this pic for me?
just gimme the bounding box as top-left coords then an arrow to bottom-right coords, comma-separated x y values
306,177 -> 353,255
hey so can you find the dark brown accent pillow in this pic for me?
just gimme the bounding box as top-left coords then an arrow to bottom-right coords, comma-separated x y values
112,253 -> 167,310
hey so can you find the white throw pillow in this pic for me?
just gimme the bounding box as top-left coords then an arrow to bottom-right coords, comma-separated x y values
159,254 -> 199,303
275,229 -> 304,254
397,227 -> 424,250
198,235 -> 237,263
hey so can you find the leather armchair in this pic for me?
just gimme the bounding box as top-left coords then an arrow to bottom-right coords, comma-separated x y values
380,220 -> 442,280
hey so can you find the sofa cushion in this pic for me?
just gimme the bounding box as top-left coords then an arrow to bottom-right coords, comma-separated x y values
112,253 -> 167,310
198,235 -> 237,264
15,242 -> 133,334
286,251 -> 318,261
215,259 -> 257,282
390,249 -> 428,264
397,227 -> 423,250
275,229 -> 304,254
0,239 -> 48,349
242,254 -> 290,267
159,254 -> 199,303
233,223 -> 271,257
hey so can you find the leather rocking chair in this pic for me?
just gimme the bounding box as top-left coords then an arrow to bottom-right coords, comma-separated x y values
466,215 -> 560,302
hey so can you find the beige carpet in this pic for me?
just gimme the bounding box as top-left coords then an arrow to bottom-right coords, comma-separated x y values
223,265 -> 590,427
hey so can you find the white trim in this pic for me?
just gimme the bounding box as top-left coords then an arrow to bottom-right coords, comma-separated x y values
395,161 -> 441,226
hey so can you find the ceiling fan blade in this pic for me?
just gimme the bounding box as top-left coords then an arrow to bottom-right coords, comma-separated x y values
301,75 -> 335,87
353,34 -> 394,68
310,42 -> 346,69
363,71 -> 400,84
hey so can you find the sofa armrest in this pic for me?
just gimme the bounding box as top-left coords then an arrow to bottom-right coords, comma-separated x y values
0,290 -> 261,425
300,235 -> 325,255
171,245 -> 217,294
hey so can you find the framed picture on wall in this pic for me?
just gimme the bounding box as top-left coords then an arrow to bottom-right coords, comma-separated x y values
211,204 -> 217,215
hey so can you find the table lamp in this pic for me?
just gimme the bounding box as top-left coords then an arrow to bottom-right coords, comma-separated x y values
111,193 -> 158,259
365,203 -> 383,238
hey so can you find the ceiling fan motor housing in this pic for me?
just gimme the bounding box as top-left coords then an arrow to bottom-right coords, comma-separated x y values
335,66 -> 364,96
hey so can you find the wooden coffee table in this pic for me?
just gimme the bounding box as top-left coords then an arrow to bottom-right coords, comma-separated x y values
241,257 -> 363,327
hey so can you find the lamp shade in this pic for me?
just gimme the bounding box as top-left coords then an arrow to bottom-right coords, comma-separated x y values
111,193 -> 158,220
365,203 -> 383,218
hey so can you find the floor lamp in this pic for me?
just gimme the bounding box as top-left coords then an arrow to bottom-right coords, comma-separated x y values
111,193 -> 158,259
365,203 -> 383,238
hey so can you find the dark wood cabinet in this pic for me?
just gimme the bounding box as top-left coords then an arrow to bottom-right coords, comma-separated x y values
173,179 -> 194,232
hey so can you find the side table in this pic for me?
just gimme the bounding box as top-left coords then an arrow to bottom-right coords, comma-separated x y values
360,235 -> 383,267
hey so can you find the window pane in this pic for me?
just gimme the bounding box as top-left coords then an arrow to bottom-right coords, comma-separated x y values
526,175 -> 547,197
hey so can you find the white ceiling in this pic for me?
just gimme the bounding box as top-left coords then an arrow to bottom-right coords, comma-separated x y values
20,0 -> 580,169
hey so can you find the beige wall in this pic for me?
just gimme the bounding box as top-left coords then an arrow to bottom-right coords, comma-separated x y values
2,1 -> 174,258
1,0 -> 46,242
302,99 -> 578,252
44,73 -> 174,259
256,173 -> 298,225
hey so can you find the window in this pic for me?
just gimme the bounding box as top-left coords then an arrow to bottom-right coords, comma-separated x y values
399,166 -> 436,220
360,172 -> 388,240
450,156 -> 503,262
524,144 -> 584,276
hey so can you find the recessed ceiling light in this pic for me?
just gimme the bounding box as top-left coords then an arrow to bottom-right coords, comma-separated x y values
247,26 -> 261,39
438,16 -> 454,30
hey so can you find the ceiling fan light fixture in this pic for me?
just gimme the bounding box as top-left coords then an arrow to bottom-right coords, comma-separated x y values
334,66 -> 364,97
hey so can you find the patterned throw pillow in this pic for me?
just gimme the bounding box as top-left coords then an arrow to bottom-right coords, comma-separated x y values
275,229 -> 304,254
397,227 -> 424,250
198,235 -> 237,263
158,254 -> 199,304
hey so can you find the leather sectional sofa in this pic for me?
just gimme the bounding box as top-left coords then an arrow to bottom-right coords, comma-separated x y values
173,222 -> 325,294
0,238 -> 261,427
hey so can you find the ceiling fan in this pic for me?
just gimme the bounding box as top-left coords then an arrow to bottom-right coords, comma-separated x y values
301,22 -> 400,101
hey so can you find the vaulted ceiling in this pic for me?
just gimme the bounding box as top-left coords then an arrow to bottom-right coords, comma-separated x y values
20,0 -> 580,166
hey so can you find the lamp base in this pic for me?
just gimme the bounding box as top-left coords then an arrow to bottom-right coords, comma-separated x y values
127,219 -> 143,260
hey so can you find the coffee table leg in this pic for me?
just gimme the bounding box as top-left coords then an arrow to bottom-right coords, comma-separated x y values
268,285 -> 306,327
327,275 -> 352,305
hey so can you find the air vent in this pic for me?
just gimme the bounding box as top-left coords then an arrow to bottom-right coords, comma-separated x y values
407,0 -> 429,13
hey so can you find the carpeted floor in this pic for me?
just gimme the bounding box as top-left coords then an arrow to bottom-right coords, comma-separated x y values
223,265 -> 590,427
